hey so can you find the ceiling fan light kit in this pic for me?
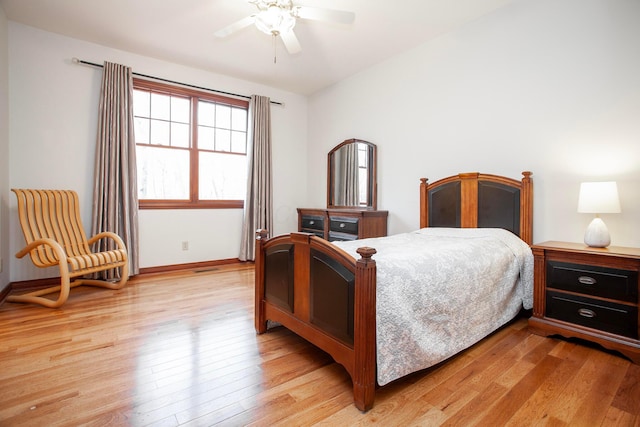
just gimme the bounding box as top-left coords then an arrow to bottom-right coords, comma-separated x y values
215,0 -> 355,57
252,0 -> 297,36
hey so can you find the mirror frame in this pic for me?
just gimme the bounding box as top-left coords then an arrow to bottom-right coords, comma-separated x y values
327,138 -> 377,210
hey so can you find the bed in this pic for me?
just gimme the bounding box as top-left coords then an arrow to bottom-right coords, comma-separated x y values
254,171 -> 534,411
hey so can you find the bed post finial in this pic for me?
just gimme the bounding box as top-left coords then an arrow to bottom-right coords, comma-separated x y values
256,229 -> 269,240
356,246 -> 377,262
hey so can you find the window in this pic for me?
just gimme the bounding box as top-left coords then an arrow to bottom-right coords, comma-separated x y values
133,79 -> 249,209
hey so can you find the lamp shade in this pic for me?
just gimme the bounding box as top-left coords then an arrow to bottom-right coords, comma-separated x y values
577,181 -> 621,214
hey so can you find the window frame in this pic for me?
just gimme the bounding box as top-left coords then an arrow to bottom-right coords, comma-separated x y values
133,78 -> 250,210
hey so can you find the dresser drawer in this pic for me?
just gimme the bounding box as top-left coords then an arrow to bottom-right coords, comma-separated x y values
547,261 -> 638,303
301,215 -> 324,231
546,291 -> 638,339
302,230 -> 325,238
329,217 -> 359,235
328,231 -> 358,242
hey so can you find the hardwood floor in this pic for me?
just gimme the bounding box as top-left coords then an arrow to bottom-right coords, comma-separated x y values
1,264 -> 638,426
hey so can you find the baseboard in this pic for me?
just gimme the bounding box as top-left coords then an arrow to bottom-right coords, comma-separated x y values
0,285 -> 10,303
138,258 -> 247,276
6,258 -> 251,294
9,276 -> 61,292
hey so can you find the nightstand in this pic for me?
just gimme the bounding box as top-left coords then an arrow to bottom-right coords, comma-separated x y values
528,241 -> 640,363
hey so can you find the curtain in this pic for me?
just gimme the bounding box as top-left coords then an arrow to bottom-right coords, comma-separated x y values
239,95 -> 273,261
341,142 -> 360,206
91,61 -> 139,277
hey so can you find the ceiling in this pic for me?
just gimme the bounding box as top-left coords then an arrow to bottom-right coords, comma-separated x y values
0,0 -> 513,95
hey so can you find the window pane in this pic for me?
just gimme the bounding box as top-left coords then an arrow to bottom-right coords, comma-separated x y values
133,90 -> 150,117
198,101 -> 215,126
215,104 -> 231,128
137,146 -> 189,199
171,122 -> 190,148
231,107 -> 247,131
171,97 -> 190,123
151,93 -> 170,120
358,145 -> 368,168
198,126 -> 214,150
134,117 -> 150,144
199,152 -> 246,200
150,119 -> 170,146
231,131 -> 246,153
215,128 -> 231,152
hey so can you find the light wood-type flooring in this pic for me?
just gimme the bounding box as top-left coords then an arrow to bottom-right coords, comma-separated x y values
1,264 -> 639,426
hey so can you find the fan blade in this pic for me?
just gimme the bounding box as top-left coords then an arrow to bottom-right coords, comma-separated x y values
280,29 -> 301,54
296,6 -> 355,24
214,15 -> 256,38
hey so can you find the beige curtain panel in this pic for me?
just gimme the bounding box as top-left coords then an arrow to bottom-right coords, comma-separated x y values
92,61 -> 140,277
239,95 -> 273,261
341,142 -> 360,206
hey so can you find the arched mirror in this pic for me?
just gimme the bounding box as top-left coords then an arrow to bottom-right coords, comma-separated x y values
327,139 -> 377,209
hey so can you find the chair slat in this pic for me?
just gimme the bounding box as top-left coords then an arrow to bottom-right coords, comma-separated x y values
39,190 -> 60,264
37,190 -> 60,266
67,190 -> 91,256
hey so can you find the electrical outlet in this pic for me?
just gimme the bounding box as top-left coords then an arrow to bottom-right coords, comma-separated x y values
181,241 -> 189,251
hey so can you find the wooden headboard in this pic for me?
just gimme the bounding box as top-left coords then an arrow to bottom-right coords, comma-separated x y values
419,171 -> 533,245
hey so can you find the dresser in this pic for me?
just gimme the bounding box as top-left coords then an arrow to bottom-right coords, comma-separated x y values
528,241 -> 640,363
297,208 -> 388,241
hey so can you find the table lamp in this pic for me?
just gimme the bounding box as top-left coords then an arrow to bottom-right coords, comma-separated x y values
577,181 -> 621,248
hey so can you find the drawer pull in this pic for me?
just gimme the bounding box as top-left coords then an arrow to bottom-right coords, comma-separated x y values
309,220 -> 315,225
578,308 -> 596,318
578,276 -> 597,285
340,223 -> 345,228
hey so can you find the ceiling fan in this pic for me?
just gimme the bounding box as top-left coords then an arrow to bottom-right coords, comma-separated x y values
215,0 -> 355,55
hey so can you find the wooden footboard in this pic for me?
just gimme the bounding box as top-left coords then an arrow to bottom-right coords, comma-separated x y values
255,230 -> 377,411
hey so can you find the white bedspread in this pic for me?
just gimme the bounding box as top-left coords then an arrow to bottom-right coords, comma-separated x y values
332,227 -> 533,386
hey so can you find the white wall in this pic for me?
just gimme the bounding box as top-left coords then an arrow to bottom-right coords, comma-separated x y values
308,0 -> 640,247
0,6 -> 9,290
8,23 -> 307,281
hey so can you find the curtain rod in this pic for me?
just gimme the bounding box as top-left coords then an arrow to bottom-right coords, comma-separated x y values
72,57 -> 284,107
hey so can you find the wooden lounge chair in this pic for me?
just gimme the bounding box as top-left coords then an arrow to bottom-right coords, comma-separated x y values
9,189 -> 129,308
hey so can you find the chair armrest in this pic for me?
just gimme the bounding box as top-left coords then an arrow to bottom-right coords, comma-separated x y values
15,237 -> 68,263
87,231 -> 128,252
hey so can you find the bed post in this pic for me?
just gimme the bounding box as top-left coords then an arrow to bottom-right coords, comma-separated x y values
520,171 -> 533,245
419,178 -> 429,228
254,229 -> 269,334
459,172 -> 479,228
353,246 -> 377,412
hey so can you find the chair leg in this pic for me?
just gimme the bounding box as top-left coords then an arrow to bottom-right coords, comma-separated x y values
76,262 -> 129,290
6,268 -> 73,308
6,263 -> 129,308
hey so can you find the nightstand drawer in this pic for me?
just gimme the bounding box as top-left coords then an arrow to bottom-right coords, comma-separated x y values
546,291 -> 638,339
547,261 -> 638,303
301,215 -> 324,231
329,217 -> 359,235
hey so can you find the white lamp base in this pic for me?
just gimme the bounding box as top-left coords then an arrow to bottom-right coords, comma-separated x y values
584,217 -> 611,248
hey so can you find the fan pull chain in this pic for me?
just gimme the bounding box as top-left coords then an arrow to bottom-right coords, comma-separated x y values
273,33 -> 278,64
